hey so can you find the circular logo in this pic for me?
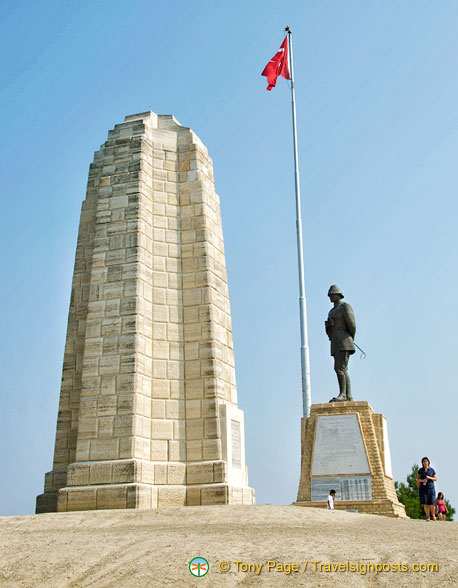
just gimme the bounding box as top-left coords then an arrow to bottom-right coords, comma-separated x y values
189,557 -> 209,577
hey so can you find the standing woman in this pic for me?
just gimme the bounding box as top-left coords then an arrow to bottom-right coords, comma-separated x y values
417,457 -> 437,521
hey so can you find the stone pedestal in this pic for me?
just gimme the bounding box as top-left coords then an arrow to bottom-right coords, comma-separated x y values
294,401 -> 406,518
36,112 -> 255,512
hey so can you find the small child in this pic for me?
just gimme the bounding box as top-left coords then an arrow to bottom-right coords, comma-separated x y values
435,492 -> 449,521
327,489 -> 336,511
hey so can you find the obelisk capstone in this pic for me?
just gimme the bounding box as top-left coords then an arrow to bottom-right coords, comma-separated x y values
36,111 -> 255,512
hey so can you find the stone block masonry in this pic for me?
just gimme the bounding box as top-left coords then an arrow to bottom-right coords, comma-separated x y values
294,401 -> 406,518
36,112 -> 255,512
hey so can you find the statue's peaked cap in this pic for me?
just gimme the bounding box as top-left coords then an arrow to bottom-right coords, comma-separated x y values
328,285 -> 344,298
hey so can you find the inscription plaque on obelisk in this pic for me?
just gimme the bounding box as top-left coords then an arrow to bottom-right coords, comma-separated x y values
231,420 -> 241,468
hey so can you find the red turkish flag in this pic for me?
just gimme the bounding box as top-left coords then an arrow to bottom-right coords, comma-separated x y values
261,36 -> 290,91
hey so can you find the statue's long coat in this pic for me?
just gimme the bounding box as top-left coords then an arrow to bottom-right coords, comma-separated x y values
326,302 -> 356,356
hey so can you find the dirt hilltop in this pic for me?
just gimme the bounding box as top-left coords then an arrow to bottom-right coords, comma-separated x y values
1,504 -> 456,587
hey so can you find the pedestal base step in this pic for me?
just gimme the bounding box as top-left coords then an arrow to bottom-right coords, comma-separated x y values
293,499 -> 408,518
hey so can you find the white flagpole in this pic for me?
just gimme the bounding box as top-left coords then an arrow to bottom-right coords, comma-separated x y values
285,26 -> 312,418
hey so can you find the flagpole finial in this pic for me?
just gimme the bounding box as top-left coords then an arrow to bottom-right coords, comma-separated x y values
285,25 -> 291,33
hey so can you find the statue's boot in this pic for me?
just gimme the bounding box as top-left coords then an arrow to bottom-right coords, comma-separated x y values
329,369 -> 349,402
337,371 -> 346,398
345,375 -> 352,401
332,394 -> 347,402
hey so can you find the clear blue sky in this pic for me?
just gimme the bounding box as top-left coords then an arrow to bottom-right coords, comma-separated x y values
1,0 -> 457,516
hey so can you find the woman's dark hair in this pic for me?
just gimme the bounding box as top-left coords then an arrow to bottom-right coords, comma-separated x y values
421,456 -> 430,466
437,492 -> 444,500
330,489 -> 336,495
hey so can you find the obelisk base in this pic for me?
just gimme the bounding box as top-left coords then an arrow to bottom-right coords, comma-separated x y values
294,401 -> 407,518
37,459 -> 255,512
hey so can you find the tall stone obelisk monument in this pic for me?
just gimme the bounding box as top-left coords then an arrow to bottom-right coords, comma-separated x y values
36,112 -> 255,512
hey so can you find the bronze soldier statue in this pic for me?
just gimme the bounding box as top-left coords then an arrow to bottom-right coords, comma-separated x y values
325,285 -> 356,402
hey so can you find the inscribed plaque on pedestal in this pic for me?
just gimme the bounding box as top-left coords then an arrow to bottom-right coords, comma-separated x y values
311,414 -> 370,476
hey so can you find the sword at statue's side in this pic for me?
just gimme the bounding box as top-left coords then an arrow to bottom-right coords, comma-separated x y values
285,25 -> 312,418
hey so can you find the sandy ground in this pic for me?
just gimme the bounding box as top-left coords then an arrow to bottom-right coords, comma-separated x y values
0,505 -> 456,587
